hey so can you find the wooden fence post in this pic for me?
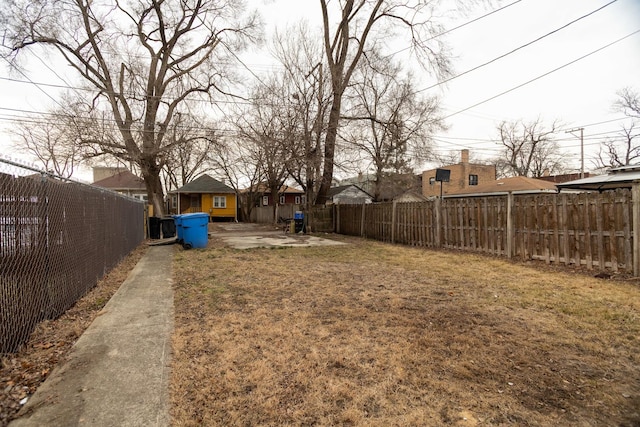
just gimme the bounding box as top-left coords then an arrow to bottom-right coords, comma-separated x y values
391,200 -> 397,244
435,197 -> 442,248
633,183 -> 640,276
360,203 -> 366,237
506,192 -> 513,258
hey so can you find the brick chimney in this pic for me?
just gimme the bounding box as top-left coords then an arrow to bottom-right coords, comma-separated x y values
461,149 -> 469,164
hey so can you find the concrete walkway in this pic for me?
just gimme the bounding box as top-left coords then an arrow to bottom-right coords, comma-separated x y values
11,245 -> 174,427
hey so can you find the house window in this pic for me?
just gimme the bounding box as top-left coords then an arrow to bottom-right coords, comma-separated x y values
301,195 -> 306,205
295,196 -> 301,204
279,195 -> 285,205
262,196 -> 269,206
469,174 -> 479,186
429,177 -> 435,185
213,196 -> 226,208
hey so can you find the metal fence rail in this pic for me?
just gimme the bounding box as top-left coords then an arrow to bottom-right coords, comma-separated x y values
0,158 -> 145,353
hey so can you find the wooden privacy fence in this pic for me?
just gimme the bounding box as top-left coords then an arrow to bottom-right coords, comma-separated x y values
250,205 -> 335,233
336,187 -> 640,275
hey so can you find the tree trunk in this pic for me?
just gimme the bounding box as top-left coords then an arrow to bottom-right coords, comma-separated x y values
140,161 -> 165,217
270,188 -> 280,224
316,95 -> 342,204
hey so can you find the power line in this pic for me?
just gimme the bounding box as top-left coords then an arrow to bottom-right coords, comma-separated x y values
561,116 -> 636,132
0,0 -> 528,106
439,29 -> 640,122
1,57 -> 69,112
1,104 -> 633,148
416,0 -> 618,94
384,0 -> 525,58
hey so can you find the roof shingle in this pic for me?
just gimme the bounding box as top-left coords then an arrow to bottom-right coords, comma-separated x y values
93,170 -> 146,191
174,174 -> 235,194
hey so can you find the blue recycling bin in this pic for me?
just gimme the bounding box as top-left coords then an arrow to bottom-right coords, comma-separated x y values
173,215 -> 184,243
294,211 -> 304,233
181,213 -> 209,249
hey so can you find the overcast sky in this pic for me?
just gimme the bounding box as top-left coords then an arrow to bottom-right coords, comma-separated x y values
0,0 -> 638,179
259,0 -> 640,173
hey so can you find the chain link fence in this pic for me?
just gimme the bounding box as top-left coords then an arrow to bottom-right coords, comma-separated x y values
0,157 -> 145,354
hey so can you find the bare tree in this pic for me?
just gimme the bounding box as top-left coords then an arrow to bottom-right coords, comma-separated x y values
615,87 -> 640,119
341,52 -> 443,201
495,118 -> 565,178
432,149 -> 482,167
271,23 -> 331,207
11,113 -> 83,178
209,135 -> 264,221
316,0 -> 454,204
233,76 -> 298,222
594,87 -> 640,169
162,114 -> 218,192
595,123 -> 640,169
1,0 -> 260,215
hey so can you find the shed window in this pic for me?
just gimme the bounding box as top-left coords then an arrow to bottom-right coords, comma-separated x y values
279,195 -> 285,205
469,174 -> 479,186
214,196 -> 226,208
429,177 -> 435,185
295,196 -> 301,204
190,194 -> 201,208
262,196 -> 269,206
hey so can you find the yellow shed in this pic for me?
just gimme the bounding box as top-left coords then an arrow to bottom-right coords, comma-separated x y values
170,174 -> 237,222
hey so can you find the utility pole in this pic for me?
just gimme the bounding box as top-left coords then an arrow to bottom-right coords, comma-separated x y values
566,127 -> 584,179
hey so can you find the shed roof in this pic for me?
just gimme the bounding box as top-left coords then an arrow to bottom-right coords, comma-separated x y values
327,184 -> 372,198
556,166 -> 640,191
173,174 -> 235,194
393,191 -> 429,202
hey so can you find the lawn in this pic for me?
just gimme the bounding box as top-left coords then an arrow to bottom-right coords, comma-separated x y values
170,235 -> 640,426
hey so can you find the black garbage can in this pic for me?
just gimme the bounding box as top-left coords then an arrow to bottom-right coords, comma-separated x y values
161,217 -> 176,238
148,216 -> 161,239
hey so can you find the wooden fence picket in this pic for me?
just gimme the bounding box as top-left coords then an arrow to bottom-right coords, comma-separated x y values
308,187 -> 638,275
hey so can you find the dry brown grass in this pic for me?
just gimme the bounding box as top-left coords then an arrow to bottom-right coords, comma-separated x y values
171,236 -> 640,426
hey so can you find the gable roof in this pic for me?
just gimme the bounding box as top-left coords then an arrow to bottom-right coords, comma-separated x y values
394,191 -> 429,202
448,176 -> 557,196
327,184 -> 372,198
93,170 -> 146,191
174,174 -> 235,194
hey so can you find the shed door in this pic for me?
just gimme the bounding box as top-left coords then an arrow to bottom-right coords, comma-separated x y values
202,194 -> 213,214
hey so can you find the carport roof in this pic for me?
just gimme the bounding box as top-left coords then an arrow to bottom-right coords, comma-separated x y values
556,165 -> 640,191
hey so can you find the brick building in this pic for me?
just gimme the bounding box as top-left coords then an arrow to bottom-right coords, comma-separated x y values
421,149 -> 496,197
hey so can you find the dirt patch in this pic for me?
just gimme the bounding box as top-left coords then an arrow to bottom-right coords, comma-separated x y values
171,236 -> 640,426
0,244 -> 148,427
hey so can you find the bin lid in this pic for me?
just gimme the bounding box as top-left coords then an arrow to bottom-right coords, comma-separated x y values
181,212 -> 209,218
